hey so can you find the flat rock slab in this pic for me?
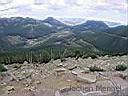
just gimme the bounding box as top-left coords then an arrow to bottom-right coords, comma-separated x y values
81,91 -> 104,96
77,73 -> 97,83
54,68 -> 67,72
71,68 -> 85,75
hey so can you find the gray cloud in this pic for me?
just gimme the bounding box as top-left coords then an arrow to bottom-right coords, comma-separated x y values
34,0 -> 46,5
0,0 -> 127,24
0,0 -> 12,5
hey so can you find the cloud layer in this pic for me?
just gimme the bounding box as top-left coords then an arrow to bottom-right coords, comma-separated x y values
0,0 -> 127,24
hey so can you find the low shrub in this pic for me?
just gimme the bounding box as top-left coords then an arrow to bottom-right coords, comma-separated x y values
0,64 -> 7,72
89,66 -> 104,72
82,54 -> 98,59
115,64 -> 127,71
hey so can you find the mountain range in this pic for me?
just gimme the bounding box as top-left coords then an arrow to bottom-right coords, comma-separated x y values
0,17 -> 128,53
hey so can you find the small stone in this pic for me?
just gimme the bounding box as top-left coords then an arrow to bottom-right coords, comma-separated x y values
88,57 -> 92,60
0,82 -> 7,86
25,84 -> 29,87
6,86 -> 15,91
83,68 -> 90,73
35,81 -> 41,84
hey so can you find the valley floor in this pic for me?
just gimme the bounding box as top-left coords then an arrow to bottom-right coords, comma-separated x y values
0,55 -> 128,96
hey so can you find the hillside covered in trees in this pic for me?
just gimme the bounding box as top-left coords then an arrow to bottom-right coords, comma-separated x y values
0,17 -> 128,64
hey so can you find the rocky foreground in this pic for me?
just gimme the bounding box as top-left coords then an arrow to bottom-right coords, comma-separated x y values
0,55 -> 128,96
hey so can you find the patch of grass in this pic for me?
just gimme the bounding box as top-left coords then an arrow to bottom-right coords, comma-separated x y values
0,64 -> 7,72
89,66 -> 104,72
115,64 -> 127,71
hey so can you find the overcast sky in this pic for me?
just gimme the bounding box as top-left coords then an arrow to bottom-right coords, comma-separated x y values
0,0 -> 127,24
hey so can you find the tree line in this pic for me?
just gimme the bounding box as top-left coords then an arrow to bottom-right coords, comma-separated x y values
0,48 -> 127,65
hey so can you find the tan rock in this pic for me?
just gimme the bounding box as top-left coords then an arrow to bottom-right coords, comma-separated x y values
23,61 -> 28,65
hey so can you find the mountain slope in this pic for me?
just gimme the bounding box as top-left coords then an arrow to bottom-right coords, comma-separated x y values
0,17 -> 67,39
105,25 -> 128,37
73,20 -> 109,32
0,17 -> 127,53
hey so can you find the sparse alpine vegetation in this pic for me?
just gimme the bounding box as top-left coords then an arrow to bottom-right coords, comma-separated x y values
115,64 -> 127,71
89,66 -> 105,72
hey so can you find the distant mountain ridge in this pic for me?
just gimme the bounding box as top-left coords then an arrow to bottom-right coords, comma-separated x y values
43,17 -> 66,26
0,17 -> 128,53
58,18 -> 124,27
105,21 -> 123,27
58,18 -> 86,26
73,20 -> 109,32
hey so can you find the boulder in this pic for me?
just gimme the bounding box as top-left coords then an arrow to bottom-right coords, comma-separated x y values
54,68 -> 66,72
56,63 -> 63,67
83,68 -> 90,73
56,63 -> 66,67
71,68 -> 85,75
77,73 -> 96,83
112,71 -> 128,79
124,69 -> 128,80
68,65 -> 78,70
23,61 -> 29,65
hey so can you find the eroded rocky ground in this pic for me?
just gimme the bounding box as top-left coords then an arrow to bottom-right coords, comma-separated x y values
0,55 -> 128,96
